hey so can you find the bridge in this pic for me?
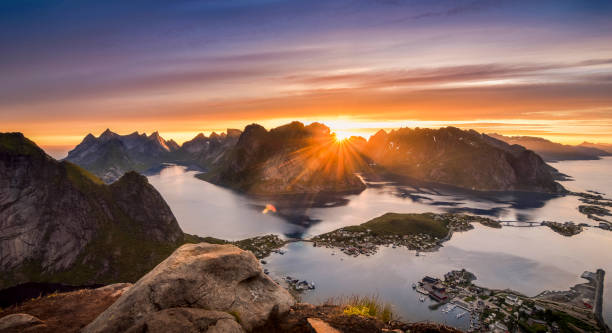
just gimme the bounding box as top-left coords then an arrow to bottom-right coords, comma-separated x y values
498,221 -> 542,227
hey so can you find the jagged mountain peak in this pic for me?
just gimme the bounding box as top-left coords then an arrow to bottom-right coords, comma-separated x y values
99,128 -> 118,140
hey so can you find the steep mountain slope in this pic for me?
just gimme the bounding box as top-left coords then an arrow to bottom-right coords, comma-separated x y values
489,133 -> 610,161
365,127 -> 564,193
65,129 -> 178,183
203,122 -> 367,195
0,133 -> 188,289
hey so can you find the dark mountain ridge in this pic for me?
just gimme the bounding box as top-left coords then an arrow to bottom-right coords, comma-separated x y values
488,133 -> 611,162
0,132 -> 191,289
202,121 -> 368,195
363,127 -> 565,193
171,129 -> 241,169
65,129 -> 241,183
579,141 -> 612,154
66,123 -> 565,194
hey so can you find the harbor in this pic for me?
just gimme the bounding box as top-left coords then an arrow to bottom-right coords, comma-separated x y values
411,269 -> 607,332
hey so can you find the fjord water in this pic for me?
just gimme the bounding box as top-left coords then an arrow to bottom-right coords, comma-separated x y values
148,157 -> 612,327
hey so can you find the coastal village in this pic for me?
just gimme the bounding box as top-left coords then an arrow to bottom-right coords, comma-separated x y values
414,269 -> 606,333
310,213 -> 501,257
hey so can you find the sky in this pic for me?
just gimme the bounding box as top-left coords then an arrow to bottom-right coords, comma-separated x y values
1,0 -> 612,151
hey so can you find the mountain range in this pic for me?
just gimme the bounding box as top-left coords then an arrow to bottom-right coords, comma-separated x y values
0,133 -> 199,289
64,123 -> 568,194
65,129 -> 241,183
488,133 -> 611,162
579,141 -> 612,154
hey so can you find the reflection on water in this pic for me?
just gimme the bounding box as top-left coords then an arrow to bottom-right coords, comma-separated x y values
148,157 -> 612,327
147,165 -> 294,240
147,162 -> 604,240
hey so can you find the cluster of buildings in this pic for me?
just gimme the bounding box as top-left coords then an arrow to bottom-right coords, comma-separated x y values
541,221 -> 583,236
416,270 -> 602,332
416,276 -> 449,302
310,213 -> 502,257
434,214 -> 502,229
233,234 -> 286,259
312,230 -> 440,256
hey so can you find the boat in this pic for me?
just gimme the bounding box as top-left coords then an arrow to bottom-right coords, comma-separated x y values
441,304 -> 456,313
419,296 -> 426,302
457,311 -> 467,318
415,286 -> 429,295
412,283 -> 416,289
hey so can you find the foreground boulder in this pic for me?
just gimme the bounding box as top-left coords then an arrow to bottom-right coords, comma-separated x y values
125,308 -> 244,333
83,243 -> 295,333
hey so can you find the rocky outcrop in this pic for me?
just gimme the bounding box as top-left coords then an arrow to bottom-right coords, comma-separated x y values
125,308 -> 244,333
0,283 -> 132,333
364,127 -> 564,193
83,243 -> 295,333
204,122 -> 367,195
0,132 -> 185,289
0,313 -> 45,332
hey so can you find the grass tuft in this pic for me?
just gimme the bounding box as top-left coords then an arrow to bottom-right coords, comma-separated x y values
328,294 -> 395,323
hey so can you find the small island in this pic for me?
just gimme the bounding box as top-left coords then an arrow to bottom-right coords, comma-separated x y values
572,191 -> 612,226
541,221 -> 584,236
310,212 -> 501,256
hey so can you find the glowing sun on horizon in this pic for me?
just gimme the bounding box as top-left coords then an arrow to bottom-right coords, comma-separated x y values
333,131 -> 351,142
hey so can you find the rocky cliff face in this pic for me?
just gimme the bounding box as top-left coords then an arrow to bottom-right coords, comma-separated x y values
364,127 -> 564,193
65,129 -> 179,183
204,122 -> 367,195
0,133 -> 185,289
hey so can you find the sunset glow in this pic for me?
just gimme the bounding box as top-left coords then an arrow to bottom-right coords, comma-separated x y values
1,1 -> 612,151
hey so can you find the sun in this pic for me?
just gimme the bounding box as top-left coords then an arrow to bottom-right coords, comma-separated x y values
333,131 -> 351,142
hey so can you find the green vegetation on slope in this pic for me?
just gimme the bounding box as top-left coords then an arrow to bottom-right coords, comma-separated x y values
0,232 -> 203,288
63,161 -> 104,187
344,212 -> 449,238
0,133 -> 45,156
